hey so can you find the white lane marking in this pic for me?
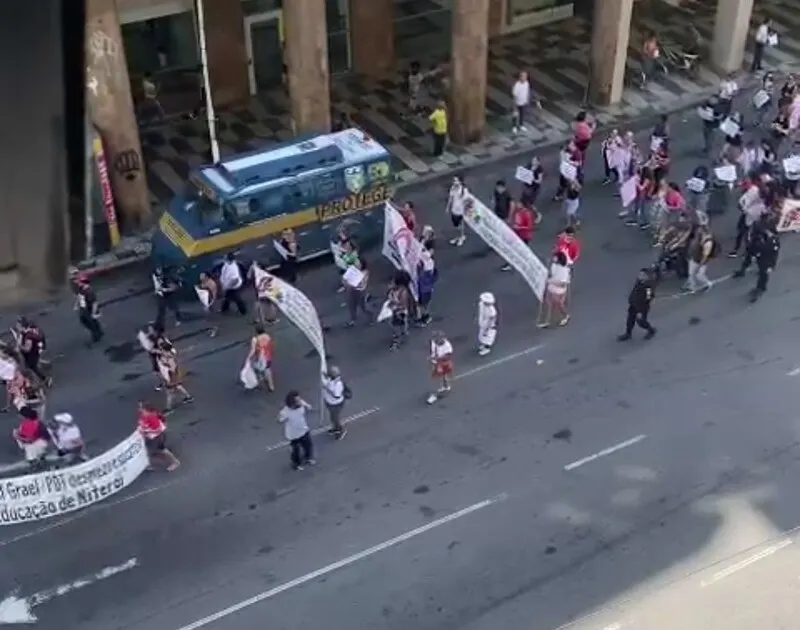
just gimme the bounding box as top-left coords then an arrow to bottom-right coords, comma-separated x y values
0,408 -> 380,549
660,273 -> 733,301
787,367 -> 800,376
0,557 -> 138,623
265,407 -> 381,452
173,494 -> 508,630
564,435 -> 647,471
701,539 -> 792,587
454,344 -> 545,381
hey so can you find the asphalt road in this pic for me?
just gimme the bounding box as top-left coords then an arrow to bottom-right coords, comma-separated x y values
2,96 -> 800,630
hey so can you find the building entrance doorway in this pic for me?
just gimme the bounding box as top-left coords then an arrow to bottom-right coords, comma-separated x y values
244,9 -> 284,95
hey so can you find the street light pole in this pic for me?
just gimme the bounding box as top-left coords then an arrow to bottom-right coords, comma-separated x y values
195,0 -> 220,163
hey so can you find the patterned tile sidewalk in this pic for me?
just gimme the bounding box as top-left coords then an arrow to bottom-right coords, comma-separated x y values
136,0 -> 800,206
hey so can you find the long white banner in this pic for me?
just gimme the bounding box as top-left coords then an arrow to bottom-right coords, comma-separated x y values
381,201 -> 425,299
253,267 -> 327,372
0,431 -> 148,525
462,193 -> 549,301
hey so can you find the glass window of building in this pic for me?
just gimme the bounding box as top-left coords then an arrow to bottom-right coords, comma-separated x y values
394,0 -> 453,59
121,11 -> 199,76
506,0 -> 574,28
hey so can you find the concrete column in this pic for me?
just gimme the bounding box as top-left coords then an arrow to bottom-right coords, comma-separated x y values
204,0 -> 249,108
711,0 -> 753,74
451,0 -> 490,145
589,0 -> 633,106
0,0 -> 68,294
350,0 -> 394,78
284,0 -> 331,133
488,0 -> 506,37
86,0 -> 150,230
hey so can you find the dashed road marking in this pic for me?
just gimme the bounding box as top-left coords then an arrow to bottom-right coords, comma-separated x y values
172,493 -> 508,630
564,435 -> 647,471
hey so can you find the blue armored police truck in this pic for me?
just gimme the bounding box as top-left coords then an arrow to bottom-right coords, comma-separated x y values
151,128 -> 393,284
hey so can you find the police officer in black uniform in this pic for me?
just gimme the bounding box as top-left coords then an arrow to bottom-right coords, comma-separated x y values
732,215 -> 780,302
618,268 -> 657,341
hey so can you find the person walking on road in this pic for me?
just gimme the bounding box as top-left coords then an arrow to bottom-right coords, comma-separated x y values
427,331 -> 454,405
733,215 -> 780,302
537,251 -> 572,329
279,390 -> 315,471
137,402 -> 180,472
219,253 -> 247,316
684,222 -> 716,293
618,268 -> 657,341
247,324 -> 275,393
446,175 -> 468,247
477,292 -> 498,356
321,366 -> 348,440
74,274 -> 103,345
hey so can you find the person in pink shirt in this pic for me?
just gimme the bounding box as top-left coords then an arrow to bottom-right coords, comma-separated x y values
664,183 -> 685,212
572,111 -> 595,162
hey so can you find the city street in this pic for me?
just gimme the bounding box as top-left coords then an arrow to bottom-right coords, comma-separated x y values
2,105 -> 800,630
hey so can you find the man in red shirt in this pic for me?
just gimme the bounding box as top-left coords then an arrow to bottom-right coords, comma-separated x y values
504,202 -> 534,271
137,402 -> 180,471
399,201 -> 418,235
554,226 -> 581,265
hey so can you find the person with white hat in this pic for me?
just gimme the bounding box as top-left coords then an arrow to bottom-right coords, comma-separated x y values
52,413 -> 88,464
477,293 -> 498,357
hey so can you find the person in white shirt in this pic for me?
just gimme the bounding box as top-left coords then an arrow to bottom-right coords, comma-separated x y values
52,413 -> 88,463
511,71 -> 540,134
446,175 -> 468,247
321,366 -> 347,440
477,292 -> 498,356
278,390 -> 315,470
427,331 -> 454,404
537,251 -> 571,328
752,18 -> 772,72
219,253 -> 247,315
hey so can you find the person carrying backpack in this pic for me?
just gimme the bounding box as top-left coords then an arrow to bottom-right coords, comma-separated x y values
684,223 -> 717,293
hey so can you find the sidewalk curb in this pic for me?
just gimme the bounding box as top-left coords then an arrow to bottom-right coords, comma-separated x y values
77,64 -> 795,277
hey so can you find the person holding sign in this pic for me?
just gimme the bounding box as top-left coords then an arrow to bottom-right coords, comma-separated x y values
386,271 -> 414,350
427,331 -> 454,405
246,324 -> 275,392
720,111 -> 744,163
520,156 -> 544,207
554,140 -> 582,201
752,73 -> 775,128
752,18 -> 773,72
250,260 -> 279,326
502,201 -> 535,271
601,129 -> 623,185
277,228 -> 299,284
196,272 -> 219,337
343,254 -> 372,326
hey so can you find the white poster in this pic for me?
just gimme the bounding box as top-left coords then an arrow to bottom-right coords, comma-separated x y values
253,267 -> 327,372
620,176 -> 638,208
462,193 -> 548,301
0,431 -> 148,525
559,161 -> 577,181
381,201 -> 425,299
778,199 -> 800,233
515,166 -> 534,185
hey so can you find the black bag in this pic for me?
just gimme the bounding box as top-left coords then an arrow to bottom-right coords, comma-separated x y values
343,383 -> 353,400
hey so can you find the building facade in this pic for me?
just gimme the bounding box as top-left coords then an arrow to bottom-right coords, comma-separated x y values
86,0 -> 757,229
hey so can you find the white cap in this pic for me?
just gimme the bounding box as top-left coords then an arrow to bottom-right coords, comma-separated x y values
54,413 -> 74,425
479,292 -> 495,305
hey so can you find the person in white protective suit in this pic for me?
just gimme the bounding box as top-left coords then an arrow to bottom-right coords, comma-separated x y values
477,292 -> 498,357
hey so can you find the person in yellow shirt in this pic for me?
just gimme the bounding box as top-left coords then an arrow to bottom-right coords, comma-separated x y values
429,101 -> 448,156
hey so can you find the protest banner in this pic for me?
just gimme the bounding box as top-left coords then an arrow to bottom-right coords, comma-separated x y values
253,266 -> 327,372
559,161 -> 577,182
620,176 -> 638,208
0,431 -> 148,525
462,193 -> 548,301
778,199 -> 800,233
381,201 -> 425,299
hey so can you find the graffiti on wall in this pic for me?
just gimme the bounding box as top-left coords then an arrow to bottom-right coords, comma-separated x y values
86,29 -> 121,103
